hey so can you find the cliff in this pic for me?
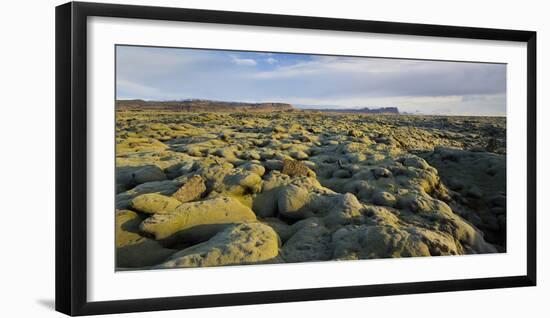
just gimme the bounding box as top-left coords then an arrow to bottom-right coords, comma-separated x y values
116,99 -> 294,112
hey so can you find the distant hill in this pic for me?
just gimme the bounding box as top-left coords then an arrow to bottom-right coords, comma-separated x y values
304,107 -> 400,114
116,99 -> 294,112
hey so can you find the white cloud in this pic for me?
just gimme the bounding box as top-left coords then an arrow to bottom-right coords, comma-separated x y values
231,56 -> 257,66
265,57 -> 278,64
250,56 -> 418,80
249,56 -> 505,100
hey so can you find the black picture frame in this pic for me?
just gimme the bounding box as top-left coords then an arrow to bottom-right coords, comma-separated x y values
55,1 -> 537,316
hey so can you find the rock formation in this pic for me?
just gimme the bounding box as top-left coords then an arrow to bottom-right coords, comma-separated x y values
114,110 -> 506,270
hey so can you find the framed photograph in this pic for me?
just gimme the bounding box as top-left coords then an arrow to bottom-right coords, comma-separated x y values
55,1 -> 536,316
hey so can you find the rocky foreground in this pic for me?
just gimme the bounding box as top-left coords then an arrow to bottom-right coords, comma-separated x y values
115,111 -> 506,270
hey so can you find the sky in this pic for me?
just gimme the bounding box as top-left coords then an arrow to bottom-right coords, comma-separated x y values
116,45 -> 506,116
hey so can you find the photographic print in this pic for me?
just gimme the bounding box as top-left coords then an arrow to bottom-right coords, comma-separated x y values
114,45 -> 506,271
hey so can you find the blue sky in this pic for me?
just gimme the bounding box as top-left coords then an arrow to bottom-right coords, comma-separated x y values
116,45 -> 506,116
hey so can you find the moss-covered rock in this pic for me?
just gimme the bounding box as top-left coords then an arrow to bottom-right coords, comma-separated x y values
331,225 -> 434,259
371,191 -> 397,207
281,218 -> 332,262
115,210 -> 175,268
140,197 -> 257,242
115,110 -> 505,268
132,165 -> 167,185
157,222 -> 279,268
240,162 -> 266,176
277,185 -> 314,219
130,193 -> 181,214
172,175 -> 206,203
321,193 -> 364,227
115,180 -> 181,210
116,137 -> 168,154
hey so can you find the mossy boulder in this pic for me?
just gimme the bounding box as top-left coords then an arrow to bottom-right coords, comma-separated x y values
321,193 -> 364,227
240,162 -> 266,176
172,175 -> 206,203
132,165 -> 167,184
157,222 -> 279,268
224,172 -> 262,192
130,193 -> 181,214
371,191 -> 397,207
115,180 -> 181,210
331,225 -> 433,259
402,156 -> 430,170
281,218 -> 332,262
278,185 -> 314,219
115,210 -> 175,268
140,197 -> 257,242
290,150 -> 309,160
116,137 -> 168,154
251,172 -> 290,218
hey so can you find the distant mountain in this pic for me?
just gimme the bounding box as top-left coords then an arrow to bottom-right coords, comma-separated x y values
304,107 -> 400,114
116,99 -> 294,112
116,99 -> 400,114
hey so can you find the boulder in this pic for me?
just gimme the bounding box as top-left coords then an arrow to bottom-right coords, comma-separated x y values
281,219 -> 332,262
140,197 -> 257,242
278,185 -> 315,219
372,167 -> 391,179
322,193 -> 363,226
290,150 -> 309,160
157,222 -> 279,268
263,160 -> 283,171
116,167 -> 138,193
132,165 -> 167,185
402,156 -> 430,170
115,180 -> 182,209
240,162 -> 266,176
172,175 -> 206,203
223,171 -> 263,195
251,172 -> 290,218
213,147 -> 237,161
115,210 -> 175,268
116,137 -> 168,154
130,193 -> 182,214
231,172 -> 262,188
372,191 -> 397,207
331,225 -> 434,259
